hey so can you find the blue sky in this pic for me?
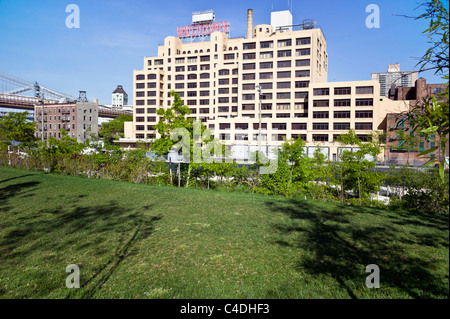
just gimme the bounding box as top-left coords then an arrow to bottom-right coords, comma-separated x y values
0,0 -> 446,105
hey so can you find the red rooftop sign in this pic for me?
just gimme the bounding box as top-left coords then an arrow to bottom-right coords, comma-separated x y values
177,21 -> 230,39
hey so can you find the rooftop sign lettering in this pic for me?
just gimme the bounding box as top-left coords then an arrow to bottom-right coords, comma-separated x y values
177,21 -> 230,39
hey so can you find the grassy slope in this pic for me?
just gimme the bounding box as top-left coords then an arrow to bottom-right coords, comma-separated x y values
0,166 -> 448,299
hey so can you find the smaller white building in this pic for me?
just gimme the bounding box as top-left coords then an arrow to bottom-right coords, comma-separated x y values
112,85 -> 128,107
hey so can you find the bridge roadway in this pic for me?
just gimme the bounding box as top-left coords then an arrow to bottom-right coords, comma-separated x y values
0,93 -> 132,119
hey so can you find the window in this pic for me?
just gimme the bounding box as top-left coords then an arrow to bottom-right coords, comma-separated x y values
243,63 -> 256,70
277,82 -> 291,89
355,111 -> 373,118
334,99 -> 351,107
296,37 -> 311,45
218,106 -> 229,112
295,59 -> 310,67
219,69 -> 230,75
276,113 -> 290,118
147,74 -> 156,80
278,39 -> 292,47
220,123 -> 230,130
187,83 -> 197,89
272,123 -> 287,130
219,88 -> 230,94
260,62 -> 273,69
260,72 -> 273,79
235,123 -> 248,130
292,123 -> 307,130
219,79 -> 229,85
313,111 -> 329,118
276,103 -> 290,110
355,98 -> 373,106
355,122 -> 373,130
187,74 -> 197,80
356,86 -> 374,94
260,41 -> 273,48
136,100 -> 145,105
242,94 -> 255,100
243,42 -> 256,50
242,104 -> 255,110
295,81 -> 309,88
147,108 -> 156,113
434,88 -> 442,94
200,55 -> 210,62
313,88 -> 329,96
313,100 -> 329,107
200,73 -> 210,79
260,83 -> 273,90
175,75 -> 184,81
224,53 -> 235,60
334,111 -> 351,118
175,83 -> 184,89
277,60 -> 291,68
253,123 -> 267,130
136,108 -> 145,114
277,71 -> 291,78
295,70 -> 310,78
260,51 -> 273,59
136,83 -> 145,89
175,66 -> 185,72
296,48 -> 310,56
242,83 -> 255,90
235,134 -> 249,141
334,87 -> 351,95
218,97 -> 229,103
243,53 -> 256,60
277,92 -> 291,99
277,50 -> 292,57
334,123 -> 350,130
136,75 -> 145,80
243,73 -> 255,80
313,134 -> 329,142
295,92 -> 308,99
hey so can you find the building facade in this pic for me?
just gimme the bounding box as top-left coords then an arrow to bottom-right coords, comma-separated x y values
112,85 -> 128,107
371,64 -> 418,98
35,101 -> 99,143
120,9 -> 409,161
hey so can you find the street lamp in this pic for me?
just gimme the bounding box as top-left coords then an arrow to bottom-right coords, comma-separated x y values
255,85 -> 262,156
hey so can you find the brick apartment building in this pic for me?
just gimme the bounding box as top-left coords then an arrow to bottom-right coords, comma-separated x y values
35,101 -> 99,143
386,78 -> 449,165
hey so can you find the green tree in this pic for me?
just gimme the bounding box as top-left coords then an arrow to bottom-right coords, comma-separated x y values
0,112 -> 37,149
99,114 -> 133,145
402,0 -> 449,179
335,130 -> 383,205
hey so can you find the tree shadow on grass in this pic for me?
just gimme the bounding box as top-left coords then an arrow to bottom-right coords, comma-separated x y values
0,181 -> 41,212
0,194 -> 162,298
266,199 -> 449,299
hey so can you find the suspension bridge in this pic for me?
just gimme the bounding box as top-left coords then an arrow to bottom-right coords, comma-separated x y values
0,71 -> 132,118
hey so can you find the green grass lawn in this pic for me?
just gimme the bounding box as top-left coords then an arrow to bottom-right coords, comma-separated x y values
0,166 -> 448,299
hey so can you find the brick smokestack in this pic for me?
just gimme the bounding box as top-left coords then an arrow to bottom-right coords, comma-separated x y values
247,9 -> 253,38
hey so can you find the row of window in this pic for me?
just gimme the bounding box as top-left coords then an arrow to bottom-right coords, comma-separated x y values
313,86 -> 374,96
313,99 -> 374,107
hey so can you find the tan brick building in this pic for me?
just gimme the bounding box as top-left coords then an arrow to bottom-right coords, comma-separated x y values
120,9 -> 409,161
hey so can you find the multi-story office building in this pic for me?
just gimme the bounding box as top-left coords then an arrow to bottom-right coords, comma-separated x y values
35,101 -> 98,143
372,64 -> 418,98
120,9 -> 408,161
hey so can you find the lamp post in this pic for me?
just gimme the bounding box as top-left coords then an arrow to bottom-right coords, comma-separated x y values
256,85 -> 262,157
